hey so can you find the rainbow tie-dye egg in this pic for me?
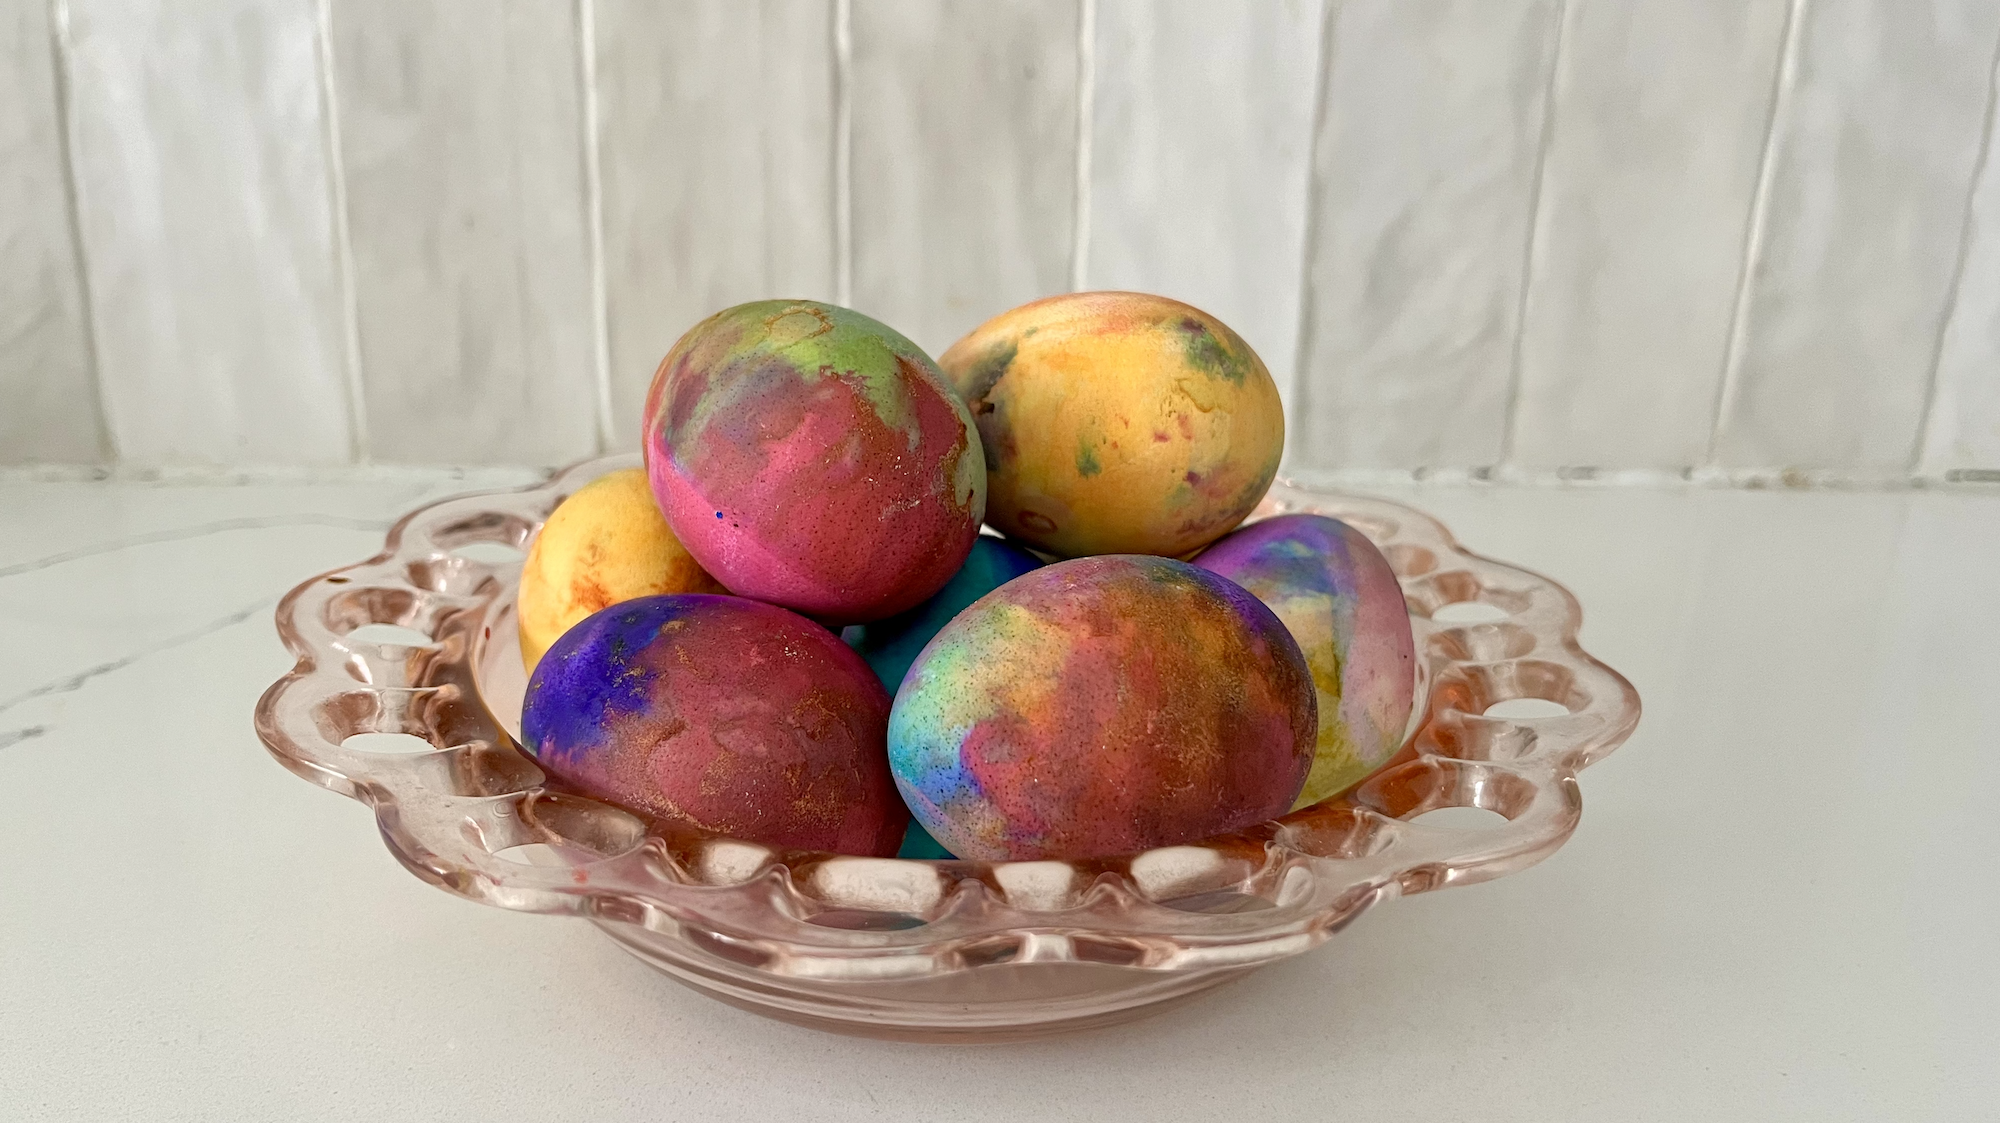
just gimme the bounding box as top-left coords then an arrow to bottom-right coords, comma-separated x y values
886,555 -> 1316,861
1195,514 -> 1416,808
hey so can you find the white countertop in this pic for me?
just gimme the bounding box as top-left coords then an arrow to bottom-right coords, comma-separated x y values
1,475 -> 1994,1121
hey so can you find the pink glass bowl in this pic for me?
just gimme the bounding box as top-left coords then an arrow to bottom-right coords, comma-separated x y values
255,456 -> 1639,1041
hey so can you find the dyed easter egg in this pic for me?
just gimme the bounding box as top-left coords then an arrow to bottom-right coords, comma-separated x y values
1195,514 -> 1416,808
643,300 -> 985,624
521,595 -> 904,857
888,555 -> 1315,861
517,467 -> 726,672
842,536 -> 1044,693
896,819 -> 956,860
938,292 -> 1284,559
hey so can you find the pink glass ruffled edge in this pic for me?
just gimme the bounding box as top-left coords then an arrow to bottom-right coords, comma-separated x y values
254,456 -> 1638,1037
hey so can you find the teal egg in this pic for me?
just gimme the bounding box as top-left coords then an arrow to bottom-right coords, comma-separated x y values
896,819 -> 956,860
843,536 -> 1044,693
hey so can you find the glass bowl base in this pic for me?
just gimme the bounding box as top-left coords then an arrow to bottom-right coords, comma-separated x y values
596,919 -> 1256,1042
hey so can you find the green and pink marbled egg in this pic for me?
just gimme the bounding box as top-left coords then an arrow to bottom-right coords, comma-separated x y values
644,300 -> 985,625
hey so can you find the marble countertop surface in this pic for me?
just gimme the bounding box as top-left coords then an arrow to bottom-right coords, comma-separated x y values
1,474 -> 1994,1121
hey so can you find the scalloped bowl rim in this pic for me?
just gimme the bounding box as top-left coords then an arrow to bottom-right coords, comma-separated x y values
255,456 -> 1639,997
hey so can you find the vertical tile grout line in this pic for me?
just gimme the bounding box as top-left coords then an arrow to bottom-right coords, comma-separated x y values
1909,24 -> 2000,480
1069,0 -> 1095,293
45,0 -> 115,463
1496,0 -> 1570,473
1285,0 -> 1339,472
833,0 -> 853,308
313,0 -> 367,464
577,0 -> 613,453
1707,0 -> 1806,470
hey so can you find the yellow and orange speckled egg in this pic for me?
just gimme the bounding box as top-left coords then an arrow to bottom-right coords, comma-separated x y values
938,292 -> 1285,559
517,467 -> 725,671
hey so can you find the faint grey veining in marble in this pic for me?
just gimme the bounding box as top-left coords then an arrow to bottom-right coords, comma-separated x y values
0,724 -> 48,750
0,594 -> 274,720
0,513 -> 387,580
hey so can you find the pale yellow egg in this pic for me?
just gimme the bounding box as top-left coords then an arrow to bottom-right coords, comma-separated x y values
517,467 -> 726,671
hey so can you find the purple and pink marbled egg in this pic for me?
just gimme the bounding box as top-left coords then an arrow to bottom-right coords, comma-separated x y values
1195,514 -> 1416,807
643,300 -> 985,625
521,594 -> 905,857
887,555 -> 1316,861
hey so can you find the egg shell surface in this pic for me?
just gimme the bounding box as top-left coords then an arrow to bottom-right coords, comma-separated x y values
938,291 -> 1284,559
644,300 -> 985,624
888,555 -> 1316,861
516,467 -> 726,672
1195,514 -> 1417,807
843,536 -> 1044,694
521,594 -> 904,857
896,819 -> 956,860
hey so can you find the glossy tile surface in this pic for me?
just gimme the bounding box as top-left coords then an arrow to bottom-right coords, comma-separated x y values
9,4 -> 2000,480
0,0 -> 104,464
1508,0 -> 1791,470
593,0 -> 839,448
1,479 -> 1994,1119
1294,0 -> 1560,470
62,0 -> 355,465
1711,0 -> 2000,471
328,0 -> 598,464
849,0 -> 1079,355
1924,29 -> 2000,479
1086,0 -> 1324,419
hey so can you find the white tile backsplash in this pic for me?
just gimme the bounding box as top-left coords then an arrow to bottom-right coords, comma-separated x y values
328,0 -> 599,465
0,0 -> 103,464
1,0 -> 1995,478
1085,0 -> 1324,426
1712,0 -> 2000,472
1508,0 -> 1793,471
594,0 -> 839,451
62,0 -> 355,466
850,0 -> 1079,357
1923,32 -> 2000,480
1294,0 -> 1561,472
